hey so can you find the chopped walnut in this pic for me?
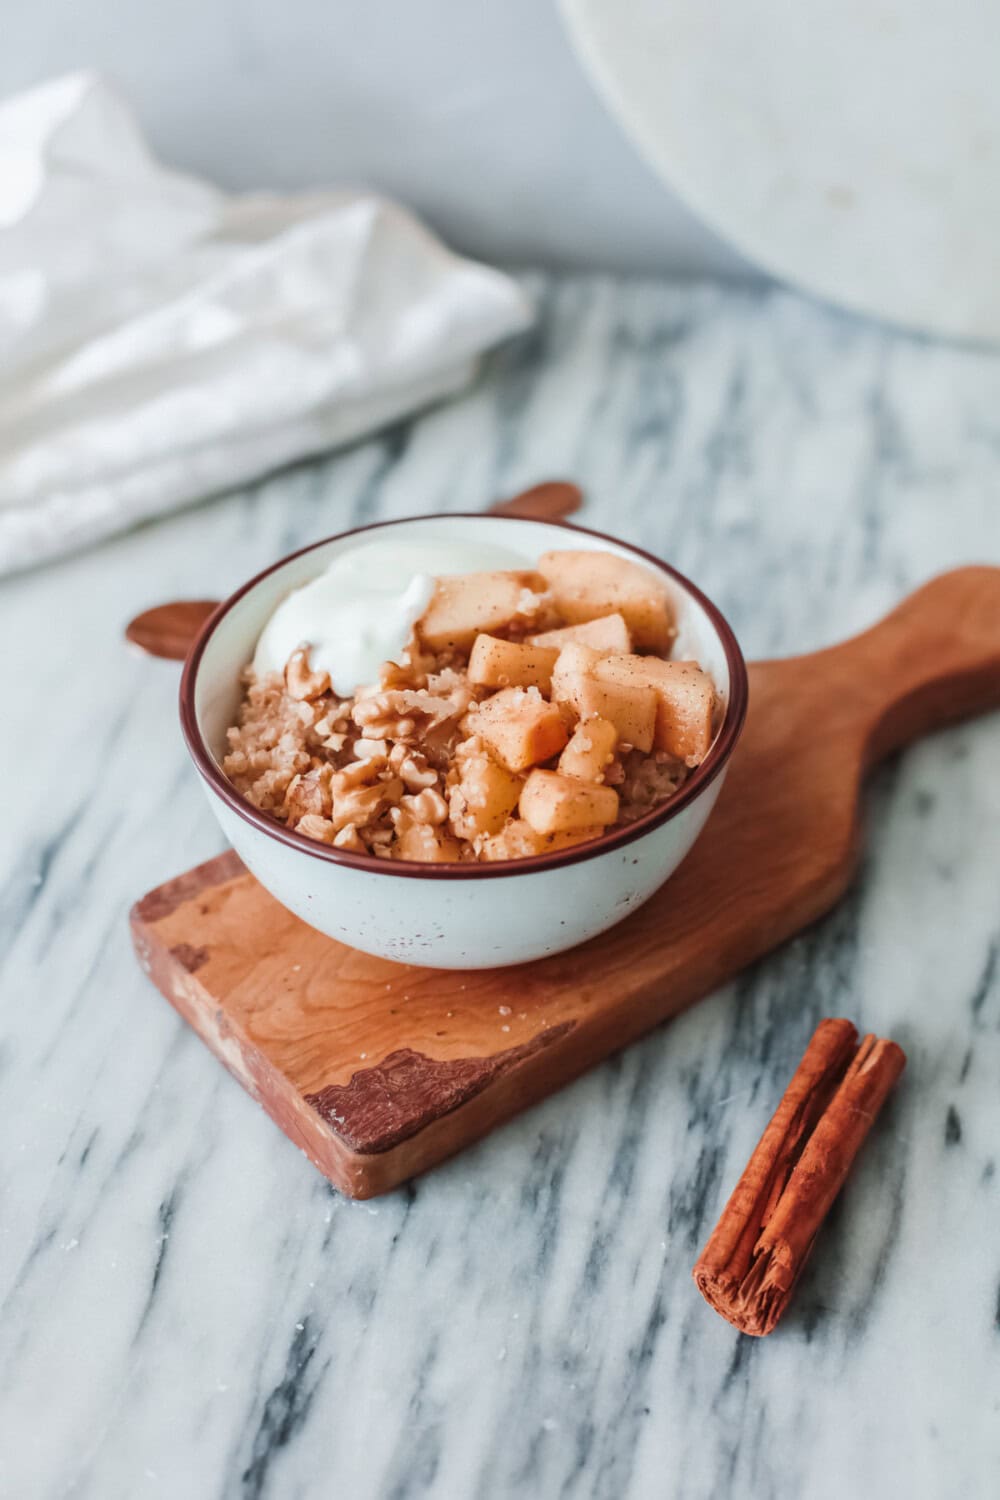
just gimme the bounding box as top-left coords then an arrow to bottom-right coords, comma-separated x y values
294,813 -> 337,843
330,759 -> 383,792
285,647 -> 330,701
333,823 -> 367,852
352,687 -> 461,741
378,657 -> 427,691
330,781 -> 390,832
388,743 -> 439,791
354,737 -> 389,763
402,787 -> 449,826
283,766 -> 333,822
394,818 -> 462,863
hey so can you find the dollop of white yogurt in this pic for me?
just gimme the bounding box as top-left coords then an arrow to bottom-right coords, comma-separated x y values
252,534 -> 531,695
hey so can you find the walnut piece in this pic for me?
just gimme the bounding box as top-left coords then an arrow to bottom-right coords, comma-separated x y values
402,788 -> 449,826
285,647 -> 330,701
283,766 -> 333,821
352,688 -> 460,741
333,824 -> 367,852
294,813 -> 337,843
388,743 -> 439,791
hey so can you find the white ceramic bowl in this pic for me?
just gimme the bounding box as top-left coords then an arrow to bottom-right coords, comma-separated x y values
180,514 -> 747,968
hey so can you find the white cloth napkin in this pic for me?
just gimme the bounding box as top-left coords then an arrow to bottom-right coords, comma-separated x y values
0,73 -> 533,575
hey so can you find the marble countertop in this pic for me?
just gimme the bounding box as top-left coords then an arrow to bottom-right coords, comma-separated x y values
2,275 -> 999,1500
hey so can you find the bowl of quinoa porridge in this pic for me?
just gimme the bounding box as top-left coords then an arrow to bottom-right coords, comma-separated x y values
180,513 -> 747,968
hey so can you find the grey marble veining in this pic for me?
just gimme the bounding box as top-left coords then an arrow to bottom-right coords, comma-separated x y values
1,275 -> 999,1500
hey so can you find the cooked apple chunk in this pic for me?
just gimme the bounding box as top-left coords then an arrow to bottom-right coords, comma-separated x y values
471,686 -> 569,772
418,570 -> 547,652
558,716 -> 617,783
593,655 -> 715,763
479,818 -> 548,861
479,814 -> 609,860
551,645 -> 657,752
538,550 -> 673,651
550,641 -> 601,704
447,738 -> 523,839
528,612 -> 632,654
572,679 -> 656,752
520,769 -> 619,835
468,634 -> 559,693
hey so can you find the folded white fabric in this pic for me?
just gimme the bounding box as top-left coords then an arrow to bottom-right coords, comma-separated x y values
0,73 -> 532,575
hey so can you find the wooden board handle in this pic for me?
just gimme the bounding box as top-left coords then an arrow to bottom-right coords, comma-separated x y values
821,566 -> 1000,766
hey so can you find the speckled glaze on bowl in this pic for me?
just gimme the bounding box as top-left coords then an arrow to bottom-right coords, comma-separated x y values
180,514 -> 747,968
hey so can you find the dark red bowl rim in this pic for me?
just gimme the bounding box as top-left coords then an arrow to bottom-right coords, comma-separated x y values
180,514 -> 748,880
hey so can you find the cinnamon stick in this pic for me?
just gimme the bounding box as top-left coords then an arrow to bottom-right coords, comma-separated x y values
693,1018 -> 906,1336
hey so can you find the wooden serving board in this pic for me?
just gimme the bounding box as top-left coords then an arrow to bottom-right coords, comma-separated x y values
131,567 -> 1000,1199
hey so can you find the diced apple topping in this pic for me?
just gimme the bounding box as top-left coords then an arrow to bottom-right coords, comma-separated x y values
479,817 -> 609,860
544,825 -> 609,850
468,634 -> 559,693
519,769 -> 619,835
550,645 -> 657,752
538,550 -> 673,651
593,655 -> 715,764
417,570 -> 548,652
470,686 -> 569,772
572,679 -> 656,753
558,716 -> 617,783
528,612 -> 632,653
549,640 -> 602,705
447,737 -> 523,839
479,819 -> 548,861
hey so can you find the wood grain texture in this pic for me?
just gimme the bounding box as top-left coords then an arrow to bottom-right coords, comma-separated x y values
130,566 -> 1000,1198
